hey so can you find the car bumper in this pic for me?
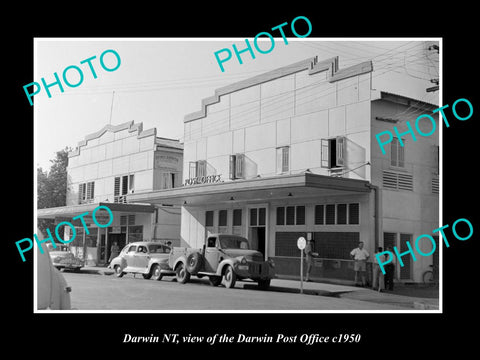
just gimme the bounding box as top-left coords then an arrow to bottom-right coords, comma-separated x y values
235,262 -> 275,280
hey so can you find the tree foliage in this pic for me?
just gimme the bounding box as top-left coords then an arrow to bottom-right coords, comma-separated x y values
37,147 -> 71,233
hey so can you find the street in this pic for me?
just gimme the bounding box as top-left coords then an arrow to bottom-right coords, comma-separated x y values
61,270 -> 411,311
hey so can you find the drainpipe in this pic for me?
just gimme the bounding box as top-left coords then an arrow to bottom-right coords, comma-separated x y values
366,183 -> 380,250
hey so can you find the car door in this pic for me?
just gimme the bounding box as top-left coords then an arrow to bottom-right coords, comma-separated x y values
134,245 -> 150,272
124,245 -> 137,269
204,237 -> 220,272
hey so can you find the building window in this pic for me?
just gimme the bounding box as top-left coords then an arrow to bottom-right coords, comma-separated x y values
128,225 -> 143,243
276,206 -> 305,226
337,204 -> 347,224
391,137 -> 405,167
314,205 -> 324,225
161,172 -> 177,189
233,209 -> 242,226
218,210 -> 228,227
348,203 -> 360,224
325,204 -> 336,224
276,146 -> 289,174
189,160 -> 207,179
321,137 -> 345,169
249,207 -> 266,227
205,211 -> 214,227
229,154 -> 245,180
114,175 -> 134,203
78,181 -> 95,204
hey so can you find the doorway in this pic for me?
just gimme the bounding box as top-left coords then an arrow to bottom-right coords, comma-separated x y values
248,206 -> 267,258
106,233 -> 126,262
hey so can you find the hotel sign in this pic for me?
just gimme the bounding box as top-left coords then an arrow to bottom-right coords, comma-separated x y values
184,174 -> 223,186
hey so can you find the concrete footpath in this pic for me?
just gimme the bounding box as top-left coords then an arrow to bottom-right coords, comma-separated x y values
82,267 -> 439,310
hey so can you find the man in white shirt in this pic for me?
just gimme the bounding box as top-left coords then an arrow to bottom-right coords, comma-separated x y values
350,241 -> 369,286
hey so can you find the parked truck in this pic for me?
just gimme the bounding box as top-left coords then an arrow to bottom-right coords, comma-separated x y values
168,234 -> 275,289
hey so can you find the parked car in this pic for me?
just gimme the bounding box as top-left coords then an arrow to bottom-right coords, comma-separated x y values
168,234 -> 275,289
108,241 -> 172,280
47,244 -> 84,271
37,236 -> 71,310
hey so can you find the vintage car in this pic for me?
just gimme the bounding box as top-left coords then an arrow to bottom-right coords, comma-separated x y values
37,234 -> 71,310
168,234 -> 275,289
47,244 -> 84,271
108,241 -> 172,280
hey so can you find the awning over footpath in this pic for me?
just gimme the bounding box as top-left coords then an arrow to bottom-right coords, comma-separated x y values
37,202 -> 156,219
127,173 -> 371,206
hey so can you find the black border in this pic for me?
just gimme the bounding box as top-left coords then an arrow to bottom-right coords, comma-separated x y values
6,5 -> 479,354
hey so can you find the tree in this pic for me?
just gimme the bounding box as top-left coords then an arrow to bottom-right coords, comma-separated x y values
37,147 -> 71,234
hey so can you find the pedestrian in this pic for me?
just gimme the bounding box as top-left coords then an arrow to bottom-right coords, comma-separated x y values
350,241 -> 369,286
108,242 -> 119,265
384,246 -> 395,290
304,239 -> 314,282
372,246 -> 385,292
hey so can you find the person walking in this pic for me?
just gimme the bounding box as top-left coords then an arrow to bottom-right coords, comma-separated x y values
384,246 -> 396,290
350,241 -> 369,287
372,247 -> 385,292
108,242 -> 120,266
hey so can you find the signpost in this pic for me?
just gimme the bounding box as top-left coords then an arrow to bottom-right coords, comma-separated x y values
297,236 -> 306,294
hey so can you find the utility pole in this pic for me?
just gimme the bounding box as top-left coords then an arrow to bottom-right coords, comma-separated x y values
426,44 -> 439,93
109,90 -> 115,124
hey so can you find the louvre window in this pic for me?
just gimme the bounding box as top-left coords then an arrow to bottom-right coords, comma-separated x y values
383,170 -> 413,191
276,207 -> 285,225
432,176 -> 439,194
114,175 -> 134,203
189,160 -> 207,179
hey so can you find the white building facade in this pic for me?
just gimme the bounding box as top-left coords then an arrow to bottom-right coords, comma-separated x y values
129,55 -> 439,283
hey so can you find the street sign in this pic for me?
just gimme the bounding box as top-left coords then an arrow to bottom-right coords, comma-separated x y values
297,236 -> 306,294
297,236 -> 306,250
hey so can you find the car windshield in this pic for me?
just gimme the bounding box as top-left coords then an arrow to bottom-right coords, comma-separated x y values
219,236 -> 250,249
148,244 -> 170,254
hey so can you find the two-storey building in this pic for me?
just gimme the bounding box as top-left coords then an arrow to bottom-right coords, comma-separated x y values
38,120 -> 183,265
130,55 -> 439,283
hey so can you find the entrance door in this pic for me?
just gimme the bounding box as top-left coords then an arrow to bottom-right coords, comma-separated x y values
107,233 -> 126,261
248,207 -> 267,259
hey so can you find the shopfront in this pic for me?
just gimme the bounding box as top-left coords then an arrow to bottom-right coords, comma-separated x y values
129,172 -> 375,280
37,202 -> 155,266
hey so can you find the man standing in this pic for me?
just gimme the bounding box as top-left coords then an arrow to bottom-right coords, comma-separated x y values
350,241 -> 369,286
384,246 -> 396,290
304,239 -> 314,282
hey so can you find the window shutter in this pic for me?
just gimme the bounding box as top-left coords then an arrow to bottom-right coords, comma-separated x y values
197,160 -> 207,177
282,147 -> 289,173
391,138 -> 398,167
122,175 -> 128,195
321,139 -> 330,168
276,148 -> 283,174
78,183 -> 86,203
229,155 -> 236,180
336,136 -> 345,166
236,154 -> 244,179
86,182 -> 94,200
114,177 -> 120,196
398,141 -> 405,167
128,174 -> 135,193
189,162 -> 197,179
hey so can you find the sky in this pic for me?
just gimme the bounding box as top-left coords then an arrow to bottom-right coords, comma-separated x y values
34,38 -> 440,171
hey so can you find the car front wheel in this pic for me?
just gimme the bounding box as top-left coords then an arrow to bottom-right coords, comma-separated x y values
175,262 -> 190,284
114,265 -> 124,278
223,265 -> 236,288
151,264 -> 163,281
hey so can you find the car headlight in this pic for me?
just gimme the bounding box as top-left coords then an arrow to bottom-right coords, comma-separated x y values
54,256 -> 62,263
